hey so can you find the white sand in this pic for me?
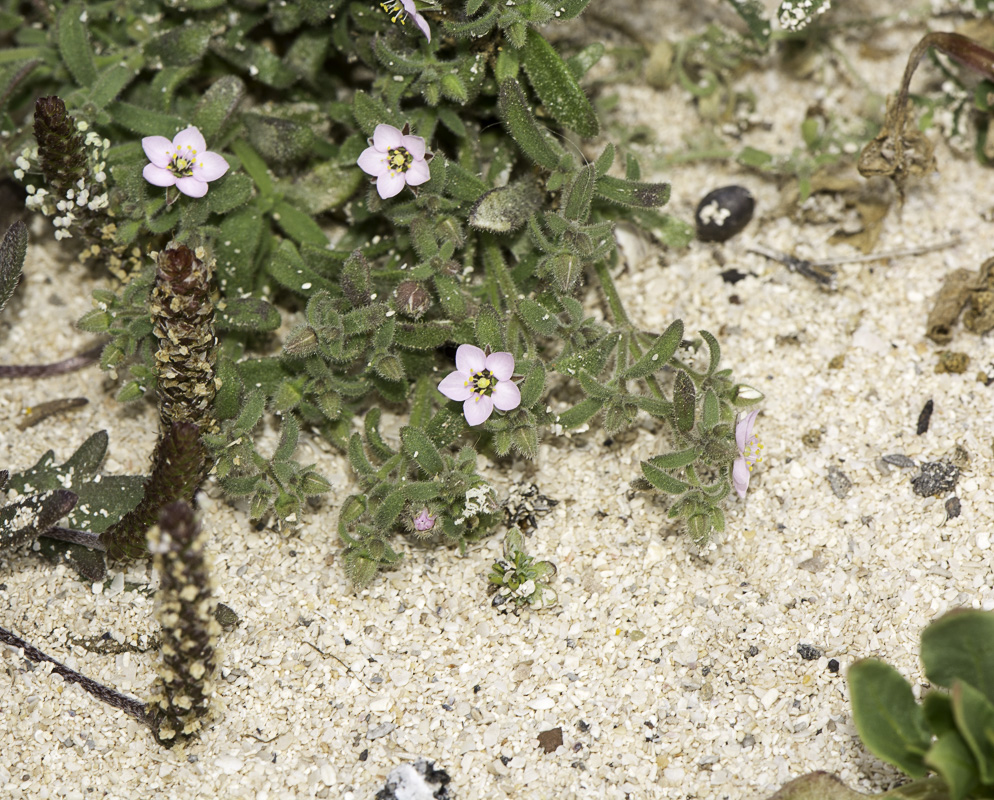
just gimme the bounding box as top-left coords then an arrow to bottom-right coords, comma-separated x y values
2,2 -> 994,798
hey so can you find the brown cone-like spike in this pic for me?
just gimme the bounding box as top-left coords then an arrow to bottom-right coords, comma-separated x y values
151,242 -> 219,435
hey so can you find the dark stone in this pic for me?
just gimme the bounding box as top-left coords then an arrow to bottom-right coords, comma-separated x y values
696,186 -> 755,242
359,749 -> 368,761
826,465 -> 852,499
720,268 -> 749,284
945,497 -> 962,519
537,727 -> 564,753
911,461 -> 960,497
578,720 -> 590,732
882,453 -> 915,468
747,645 -> 760,657
917,399 -> 934,435
797,643 -> 822,661
828,659 -> 840,673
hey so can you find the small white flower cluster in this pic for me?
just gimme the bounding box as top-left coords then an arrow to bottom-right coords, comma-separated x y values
778,0 -> 831,33
19,120 -> 111,241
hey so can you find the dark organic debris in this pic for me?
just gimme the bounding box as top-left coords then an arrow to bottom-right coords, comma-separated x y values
538,726 -> 564,753
916,399 -> 933,435
926,257 -> 994,345
695,186 -> 755,243
945,497 -> 961,520
911,461 -> 960,498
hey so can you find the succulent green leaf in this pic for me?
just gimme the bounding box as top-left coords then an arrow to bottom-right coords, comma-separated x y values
518,297 -> 559,336
244,114 -> 315,165
272,199 -> 328,247
563,165 -> 596,222
646,447 -> 702,470
230,139 -> 274,197
234,390 -> 266,433
475,305 -> 504,352
673,371 -> 696,433
522,28 -> 598,137
621,320 -> 683,380
555,397 -> 602,429
445,4 -> 499,38
726,0 -> 771,44
925,738 -> 978,800
268,239 -> 336,295
192,75 -> 246,139
63,430 -> 108,477
89,63 -> 138,110
640,460 -> 691,494
273,414 -> 300,462
400,426 -> 444,477
206,173 -> 253,215
352,90 -> 392,137
848,659 -> 931,778
145,23 -> 211,67
279,160 -> 363,214
106,102 -> 185,136
576,369 -> 612,400
951,681 -> 994,784
0,220 -> 27,314
702,389 -> 720,430
498,79 -> 565,170
922,610 -> 994,703
518,361 -> 546,408
700,329 -> 721,376
553,0 -> 592,20
595,175 -> 671,208
348,434 -> 375,476
469,180 -> 543,233
566,42 -> 604,79
58,3 -> 96,86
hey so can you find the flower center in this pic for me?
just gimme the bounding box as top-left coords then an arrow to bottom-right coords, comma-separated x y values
387,146 -> 413,175
470,368 -> 496,398
168,146 -> 199,178
742,436 -> 764,471
381,1 -> 408,25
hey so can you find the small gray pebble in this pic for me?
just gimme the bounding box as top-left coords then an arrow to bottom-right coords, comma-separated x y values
882,453 -> 916,468
797,643 -> 822,661
695,186 -> 755,242
827,465 -> 852,499
911,461 -> 960,497
945,497 -> 961,519
367,722 -> 397,740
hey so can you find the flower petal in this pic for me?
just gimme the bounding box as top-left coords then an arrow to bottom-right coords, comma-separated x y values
455,344 -> 486,374
192,151 -> 229,181
492,380 -> 521,412
438,370 -> 472,401
401,134 -> 426,161
142,136 -> 174,168
371,123 -> 403,152
376,170 -> 407,199
175,176 -> 209,198
357,146 -> 387,177
485,352 -> 514,381
735,410 -> 759,453
173,126 -> 206,154
143,163 -> 177,187
405,159 -> 430,186
411,11 -> 431,41
463,395 -> 494,426
732,456 -> 751,499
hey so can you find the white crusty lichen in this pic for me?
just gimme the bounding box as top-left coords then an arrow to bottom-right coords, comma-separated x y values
777,0 -> 832,32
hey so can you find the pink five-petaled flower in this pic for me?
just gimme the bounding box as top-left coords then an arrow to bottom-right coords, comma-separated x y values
413,508 -> 436,532
438,344 -> 521,427
142,126 -> 229,199
732,410 -> 763,499
381,0 -> 431,41
356,124 -> 430,200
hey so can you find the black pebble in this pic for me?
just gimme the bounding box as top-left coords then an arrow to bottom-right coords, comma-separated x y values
696,186 -> 755,242
945,497 -> 962,519
828,659 -> 840,673
916,399 -> 934,435
797,643 -> 822,661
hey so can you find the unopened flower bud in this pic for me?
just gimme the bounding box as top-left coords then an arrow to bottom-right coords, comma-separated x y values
395,280 -> 431,319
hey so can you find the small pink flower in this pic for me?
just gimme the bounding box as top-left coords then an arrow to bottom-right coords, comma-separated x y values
413,508 -> 436,532
732,410 -> 763,499
142,126 -> 229,198
381,0 -> 431,41
356,123 -> 430,199
438,344 -> 521,426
